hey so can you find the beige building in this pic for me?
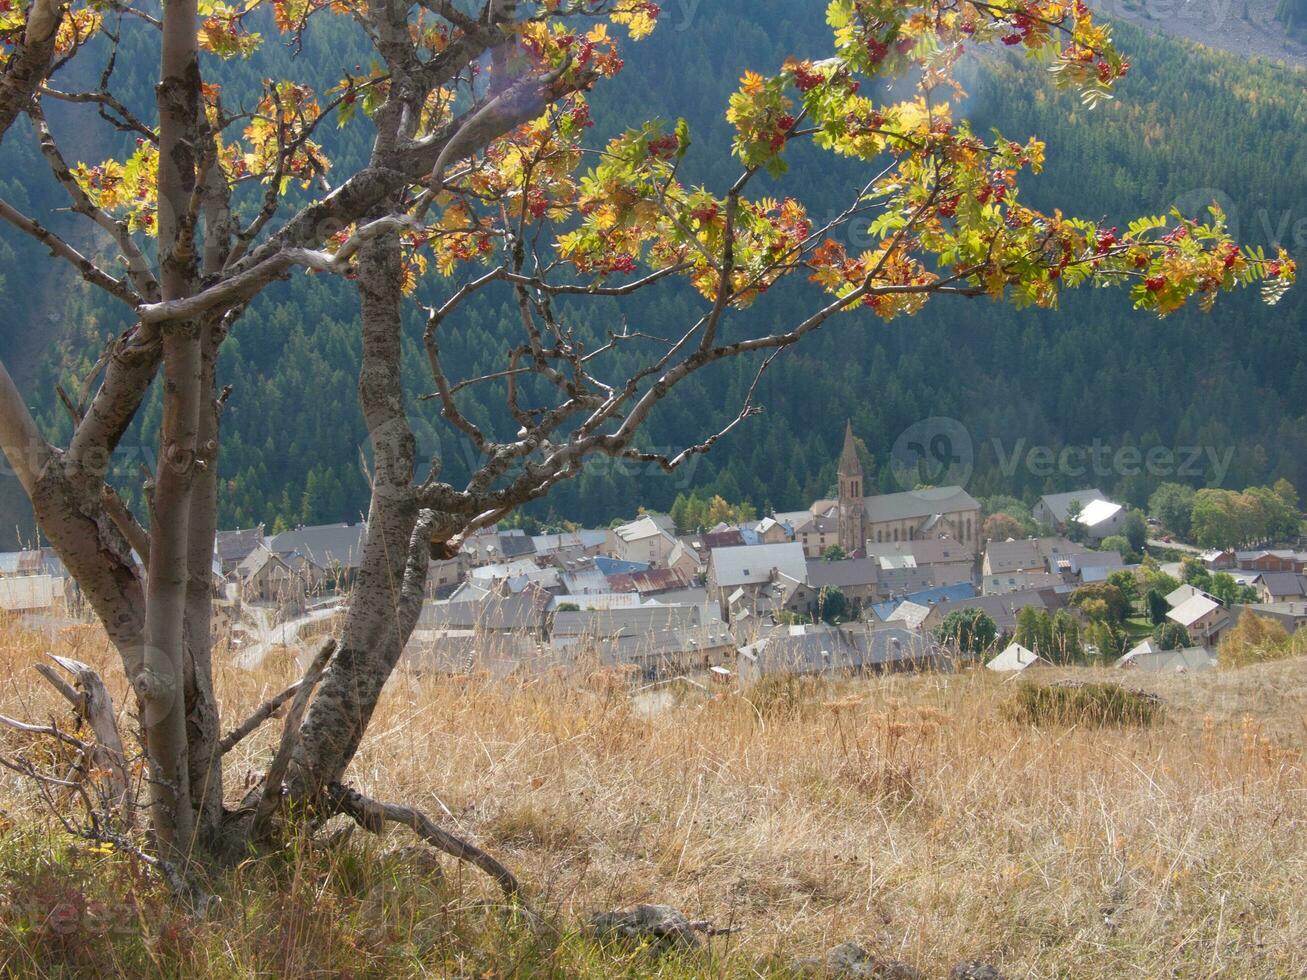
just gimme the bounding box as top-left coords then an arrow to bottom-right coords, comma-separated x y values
606,514 -> 679,567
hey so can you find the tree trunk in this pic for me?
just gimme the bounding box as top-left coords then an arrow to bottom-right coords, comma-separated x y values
143,0 -> 203,858
289,216 -> 430,796
184,320 -> 224,842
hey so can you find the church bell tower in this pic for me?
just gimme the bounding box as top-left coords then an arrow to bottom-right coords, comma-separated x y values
837,420 -> 865,554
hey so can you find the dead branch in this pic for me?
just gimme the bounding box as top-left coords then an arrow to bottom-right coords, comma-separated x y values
325,781 -> 523,900
250,638 -> 337,837
220,679 -> 305,755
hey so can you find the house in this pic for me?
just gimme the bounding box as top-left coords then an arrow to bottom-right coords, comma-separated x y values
1117,645 -> 1216,673
736,623 -> 942,685
1165,583 -> 1214,608
1232,602 -> 1307,634
1033,490 -> 1126,542
706,542 -> 808,622
1063,550 -> 1126,584
589,622 -> 737,680
463,529 -> 537,566
427,553 -> 469,597
868,582 -> 978,623
793,511 -> 841,558
1166,593 -> 1231,646
864,536 -> 974,586
920,589 -> 1053,636
235,546 -> 308,605
982,536 -> 1090,593
215,525 -> 266,574
605,566 -> 697,596
986,642 -> 1049,673
0,574 -> 64,614
803,557 -> 882,608
607,515 -> 679,567
1251,572 -> 1307,604
268,523 -> 367,587
874,565 -> 942,600
665,540 -> 702,577
418,588 -> 552,638
530,530 -> 607,559
1234,550 -> 1305,573
752,517 -> 791,546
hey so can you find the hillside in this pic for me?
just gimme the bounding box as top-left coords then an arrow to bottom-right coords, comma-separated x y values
2,9 -> 1307,544
2,618 -> 1306,974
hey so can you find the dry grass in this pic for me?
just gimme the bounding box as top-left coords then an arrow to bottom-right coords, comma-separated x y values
2,614 -> 1307,977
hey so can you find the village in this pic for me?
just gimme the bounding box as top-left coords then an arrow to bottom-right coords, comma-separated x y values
2,423 -> 1303,687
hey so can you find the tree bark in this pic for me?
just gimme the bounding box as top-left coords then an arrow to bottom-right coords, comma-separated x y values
141,0 -> 203,858
289,216 -> 429,796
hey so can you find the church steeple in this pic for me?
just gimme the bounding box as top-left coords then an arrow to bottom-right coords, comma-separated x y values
838,420 -> 861,481
837,420 -> 865,554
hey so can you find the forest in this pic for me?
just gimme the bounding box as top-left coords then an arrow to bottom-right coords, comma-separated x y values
2,5 -> 1306,543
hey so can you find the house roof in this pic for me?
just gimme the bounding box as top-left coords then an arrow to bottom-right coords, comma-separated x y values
708,542 -> 807,589
861,486 -> 980,524
612,515 -> 675,544
984,536 -> 1086,574
886,600 -> 932,630
1077,499 -> 1124,528
738,624 -> 939,676
606,566 -> 696,595
1254,572 -> 1307,597
1167,593 -> 1222,627
1165,584 -> 1212,608
216,526 -> 265,564
268,523 -> 367,570
986,642 -> 1046,672
804,557 -> 881,590
594,556 -> 650,577
865,536 -> 969,567
551,604 -> 704,639
868,581 -> 977,621
1038,489 -> 1109,523
1117,646 -> 1216,672
419,590 -> 551,632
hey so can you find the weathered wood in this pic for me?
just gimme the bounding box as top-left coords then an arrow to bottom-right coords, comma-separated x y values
44,655 -> 133,823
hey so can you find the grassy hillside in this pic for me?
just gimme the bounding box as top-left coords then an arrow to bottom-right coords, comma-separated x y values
2,618 -> 1306,975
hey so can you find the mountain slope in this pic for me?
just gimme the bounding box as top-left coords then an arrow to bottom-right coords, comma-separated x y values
2,9 -> 1306,545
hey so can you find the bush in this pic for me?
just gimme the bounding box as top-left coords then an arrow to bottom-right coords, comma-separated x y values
1003,681 -> 1163,728
1219,609 -> 1296,668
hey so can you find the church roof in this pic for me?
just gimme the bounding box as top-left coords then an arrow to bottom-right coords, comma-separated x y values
861,486 -> 979,524
838,420 -> 862,477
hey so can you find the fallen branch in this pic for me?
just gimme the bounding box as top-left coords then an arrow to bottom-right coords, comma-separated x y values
220,678 -> 305,754
325,781 -> 523,900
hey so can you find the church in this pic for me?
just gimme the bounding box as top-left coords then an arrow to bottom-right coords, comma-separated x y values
790,422 -> 982,558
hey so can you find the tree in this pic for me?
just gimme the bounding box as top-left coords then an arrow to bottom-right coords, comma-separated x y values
982,512 -> 1026,543
1149,482 -> 1196,538
1050,609 -> 1083,664
1015,606 -> 1054,657
1065,499 -> 1088,543
0,0 -> 1290,884
1219,609 -> 1292,667
1152,622 -> 1192,650
1208,571 -> 1258,606
1070,583 -> 1130,623
816,586 -> 848,624
1123,508 -> 1148,553
821,544 -> 848,562
1099,535 -> 1132,559
1107,569 -> 1140,606
1181,558 -> 1213,591
934,608 -> 998,655
1145,588 -> 1170,626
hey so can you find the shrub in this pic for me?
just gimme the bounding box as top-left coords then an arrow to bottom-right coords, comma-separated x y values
1003,681 -> 1163,728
